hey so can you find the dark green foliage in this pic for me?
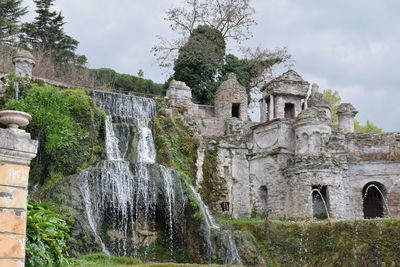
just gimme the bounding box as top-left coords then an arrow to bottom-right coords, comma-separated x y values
4,85 -> 104,188
0,0 -> 27,45
221,54 -> 282,96
26,199 -> 71,267
92,68 -> 164,96
199,146 -> 223,210
21,0 -> 84,66
173,25 -> 226,104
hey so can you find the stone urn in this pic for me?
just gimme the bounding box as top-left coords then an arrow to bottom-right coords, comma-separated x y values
0,110 -> 32,128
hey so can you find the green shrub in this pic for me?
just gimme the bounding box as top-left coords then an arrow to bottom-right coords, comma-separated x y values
4,85 -> 104,188
26,200 -> 71,267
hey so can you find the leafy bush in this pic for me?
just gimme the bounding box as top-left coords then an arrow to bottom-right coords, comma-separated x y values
26,200 -> 71,267
4,85 -> 104,188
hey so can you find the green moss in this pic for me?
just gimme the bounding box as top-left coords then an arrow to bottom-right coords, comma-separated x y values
224,218 -> 400,266
4,85 -> 104,189
152,113 -> 199,185
69,253 -> 142,266
198,145 -> 228,210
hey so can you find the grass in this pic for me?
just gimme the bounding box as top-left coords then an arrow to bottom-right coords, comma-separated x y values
69,253 -> 142,266
69,253 -> 242,267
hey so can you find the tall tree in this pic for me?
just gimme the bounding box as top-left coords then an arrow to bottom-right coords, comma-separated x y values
152,0 -> 256,69
0,0 -> 27,45
173,25 -> 226,104
21,0 -> 83,65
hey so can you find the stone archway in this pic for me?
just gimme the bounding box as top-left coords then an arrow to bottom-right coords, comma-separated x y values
362,182 -> 388,219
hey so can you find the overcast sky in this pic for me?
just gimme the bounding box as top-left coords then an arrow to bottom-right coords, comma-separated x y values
23,0 -> 400,131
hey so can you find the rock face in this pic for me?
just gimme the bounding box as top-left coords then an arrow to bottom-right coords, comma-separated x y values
168,69 -> 400,221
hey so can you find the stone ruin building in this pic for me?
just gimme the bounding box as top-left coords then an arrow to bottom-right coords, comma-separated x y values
166,70 -> 400,220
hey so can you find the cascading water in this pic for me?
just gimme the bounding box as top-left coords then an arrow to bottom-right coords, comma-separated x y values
188,185 -> 243,265
77,90 -> 243,264
78,91 -> 184,255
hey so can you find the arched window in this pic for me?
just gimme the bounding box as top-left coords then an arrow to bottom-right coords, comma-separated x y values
258,186 -> 268,216
312,185 -> 329,219
362,182 -> 388,219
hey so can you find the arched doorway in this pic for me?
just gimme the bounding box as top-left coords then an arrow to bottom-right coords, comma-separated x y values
362,182 -> 388,219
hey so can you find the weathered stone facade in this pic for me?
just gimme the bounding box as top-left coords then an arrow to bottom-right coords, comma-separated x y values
214,73 -> 248,121
0,112 -> 38,267
168,69 -> 400,221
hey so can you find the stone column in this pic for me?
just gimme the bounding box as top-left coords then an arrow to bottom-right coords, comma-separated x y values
337,103 -> 358,133
269,95 -> 274,121
260,98 -> 266,122
0,111 -> 38,267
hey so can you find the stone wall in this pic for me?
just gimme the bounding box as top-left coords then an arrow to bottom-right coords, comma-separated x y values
214,73 -> 248,121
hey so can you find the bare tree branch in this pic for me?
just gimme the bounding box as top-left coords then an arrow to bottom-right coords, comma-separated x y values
152,0 -> 256,70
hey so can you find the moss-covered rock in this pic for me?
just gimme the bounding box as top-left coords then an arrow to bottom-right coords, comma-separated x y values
153,113 -> 199,184
4,85 -> 104,190
228,218 -> 400,266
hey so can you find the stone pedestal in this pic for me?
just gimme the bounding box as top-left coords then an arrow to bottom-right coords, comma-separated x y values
0,113 -> 38,267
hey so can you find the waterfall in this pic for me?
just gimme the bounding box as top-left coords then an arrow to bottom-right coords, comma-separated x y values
222,231 -> 243,265
188,185 -> 243,265
78,90 -> 241,263
105,116 -> 122,160
77,91 -> 185,256
89,91 -> 156,118
80,170 -> 110,254
136,118 -> 156,163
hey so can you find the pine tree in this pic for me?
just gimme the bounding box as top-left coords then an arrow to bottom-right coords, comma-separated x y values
0,0 -> 27,45
21,0 -> 83,65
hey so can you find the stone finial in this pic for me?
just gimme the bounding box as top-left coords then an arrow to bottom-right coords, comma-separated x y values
0,110 -> 32,129
307,83 -> 331,118
337,103 -> 358,133
12,50 -> 36,77
311,83 -> 319,96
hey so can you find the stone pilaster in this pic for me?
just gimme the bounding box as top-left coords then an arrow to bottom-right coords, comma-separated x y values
0,112 -> 38,267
